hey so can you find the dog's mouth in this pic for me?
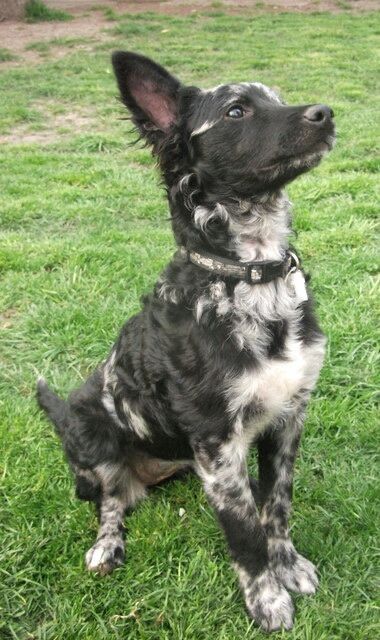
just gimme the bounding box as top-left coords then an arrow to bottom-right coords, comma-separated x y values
311,134 -> 336,153
258,134 -> 336,173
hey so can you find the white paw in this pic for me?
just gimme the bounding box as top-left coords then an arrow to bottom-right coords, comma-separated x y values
85,539 -> 124,575
275,553 -> 319,595
245,569 -> 294,632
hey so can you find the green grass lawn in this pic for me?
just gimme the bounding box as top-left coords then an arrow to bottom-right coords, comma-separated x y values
0,9 -> 379,640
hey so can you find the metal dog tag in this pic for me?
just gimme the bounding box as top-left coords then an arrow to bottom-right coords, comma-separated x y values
288,269 -> 308,304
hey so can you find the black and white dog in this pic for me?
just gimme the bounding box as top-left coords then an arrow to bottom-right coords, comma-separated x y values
37,52 -> 335,632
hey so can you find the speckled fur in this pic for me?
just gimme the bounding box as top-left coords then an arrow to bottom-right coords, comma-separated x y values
37,51 -> 335,632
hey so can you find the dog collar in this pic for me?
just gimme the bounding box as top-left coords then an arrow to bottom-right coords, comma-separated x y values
177,246 -> 300,284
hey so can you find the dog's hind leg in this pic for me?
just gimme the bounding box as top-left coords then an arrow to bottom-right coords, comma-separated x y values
258,408 -> 319,595
85,462 -> 146,575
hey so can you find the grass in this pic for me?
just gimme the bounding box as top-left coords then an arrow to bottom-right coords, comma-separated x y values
26,37 -> 93,56
25,0 -> 72,23
0,9 -> 379,640
0,48 -> 17,62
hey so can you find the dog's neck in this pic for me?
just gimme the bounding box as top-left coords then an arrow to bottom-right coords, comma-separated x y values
171,177 -> 292,264
217,192 -> 291,263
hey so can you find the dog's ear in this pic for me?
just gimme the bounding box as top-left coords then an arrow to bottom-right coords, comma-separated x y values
112,51 -> 182,137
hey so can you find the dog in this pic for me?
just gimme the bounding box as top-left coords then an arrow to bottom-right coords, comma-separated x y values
37,51 -> 335,632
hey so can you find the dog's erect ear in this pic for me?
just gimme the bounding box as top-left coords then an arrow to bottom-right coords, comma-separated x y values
112,51 -> 182,135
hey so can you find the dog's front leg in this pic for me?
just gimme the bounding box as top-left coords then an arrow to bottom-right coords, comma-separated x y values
258,409 -> 319,595
193,437 -> 294,632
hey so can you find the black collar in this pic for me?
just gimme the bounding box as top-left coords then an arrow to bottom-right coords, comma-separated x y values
177,246 -> 300,284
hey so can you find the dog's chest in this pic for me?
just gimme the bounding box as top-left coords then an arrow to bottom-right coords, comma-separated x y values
228,337 -> 303,410
225,285 -> 326,440
249,340 -> 306,412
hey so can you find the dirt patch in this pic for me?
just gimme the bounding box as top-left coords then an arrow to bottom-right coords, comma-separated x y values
0,0 -> 26,20
0,308 -> 18,330
0,100 -> 96,144
51,1 -> 380,15
0,10 -> 111,68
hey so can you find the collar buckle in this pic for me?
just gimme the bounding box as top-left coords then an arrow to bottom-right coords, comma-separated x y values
246,265 -> 262,283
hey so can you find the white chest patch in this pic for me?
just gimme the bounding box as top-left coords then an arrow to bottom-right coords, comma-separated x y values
226,335 -> 325,442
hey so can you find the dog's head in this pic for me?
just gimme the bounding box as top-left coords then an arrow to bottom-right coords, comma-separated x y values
112,51 -> 335,201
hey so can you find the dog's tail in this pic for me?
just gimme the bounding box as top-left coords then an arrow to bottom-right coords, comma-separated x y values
36,377 -> 68,438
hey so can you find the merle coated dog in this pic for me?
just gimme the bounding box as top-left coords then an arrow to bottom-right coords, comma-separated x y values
37,52 -> 335,632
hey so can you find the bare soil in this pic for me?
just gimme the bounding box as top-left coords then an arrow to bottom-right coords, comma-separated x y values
0,7 -> 111,67
0,0 -> 27,20
0,100 -> 96,144
49,1 -> 380,16
0,308 -> 18,330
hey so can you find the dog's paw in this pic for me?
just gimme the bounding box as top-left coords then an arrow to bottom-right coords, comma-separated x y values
274,552 -> 319,595
244,569 -> 294,632
85,539 -> 124,575
269,538 -> 319,595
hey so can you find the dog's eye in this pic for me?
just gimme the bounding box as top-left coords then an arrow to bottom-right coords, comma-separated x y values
226,105 -> 245,119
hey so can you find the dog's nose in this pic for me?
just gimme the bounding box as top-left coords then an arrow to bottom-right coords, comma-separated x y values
303,104 -> 334,124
